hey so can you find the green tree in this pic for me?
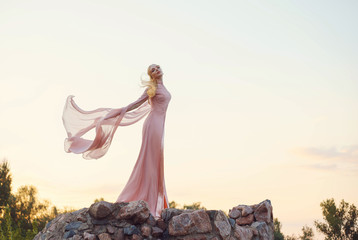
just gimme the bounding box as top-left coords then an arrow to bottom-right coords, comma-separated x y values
0,159 -> 12,213
94,197 -> 105,203
273,218 -> 284,240
183,202 -> 206,210
299,225 -> 314,240
314,198 -> 358,240
169,201 -> 179,208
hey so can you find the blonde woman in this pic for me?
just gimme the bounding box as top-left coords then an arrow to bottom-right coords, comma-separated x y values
62,64 -> 171,219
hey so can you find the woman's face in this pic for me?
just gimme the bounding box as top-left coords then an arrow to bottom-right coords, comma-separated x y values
148,64 -> 163,80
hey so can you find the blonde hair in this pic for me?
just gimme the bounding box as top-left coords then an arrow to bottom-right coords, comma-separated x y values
141,65 -> 158,98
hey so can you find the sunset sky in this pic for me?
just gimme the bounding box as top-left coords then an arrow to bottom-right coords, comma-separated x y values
1,0 -> 357,238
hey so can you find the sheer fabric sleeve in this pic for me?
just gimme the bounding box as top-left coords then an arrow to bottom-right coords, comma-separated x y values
62,89 -> 151,160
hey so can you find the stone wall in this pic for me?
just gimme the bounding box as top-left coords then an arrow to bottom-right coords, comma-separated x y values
33,199 -> 274,240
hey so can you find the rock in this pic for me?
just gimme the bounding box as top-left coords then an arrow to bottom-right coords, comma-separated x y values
161,208 -> 184,222
84,232 -> 96,240
236,205 -> 253,217
254,200 -> 273,224
78,223 -> 90,231
132,234 -> 143,240
213,211 -> 231,240
157,218 -> 167,230
117,200 -> 150,224
65,221 -> 82,231
152,226 -> 164,237
228,218 -> 236,228
234,225 -> 255,240
98,233 -> 112,240
169,209 -> 212,236
251,221 -> 273,240
114,228 -> 125,240
236,214 -> 254,226
146,214 -> 157,226
94,225 -> 107,234
89,201 -> 114,219
92,219 -> 109,225
33,199 -> 274,240
64,230 -> 76,239
141,224 -> 152,237
123,225 -> 140,235
229,208 -> 241,219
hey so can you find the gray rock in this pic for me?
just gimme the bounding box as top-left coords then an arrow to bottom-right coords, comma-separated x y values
89,201 -> 114,219
65,221 -> 82,231
124,225 -> 140,235
64,230 -> 76,239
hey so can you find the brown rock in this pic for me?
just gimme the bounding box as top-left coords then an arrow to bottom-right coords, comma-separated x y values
113,228 -> 125,240
117,200 -> 150,224
254,200 -> 273,224
141,224 -> 152,237
84,232 -> 96,240
132,234 -> 142,240
229,208 -> 241,219
234,225 -> 255,240
157,218 -> 167,230
169,209 -> 212,236
236,205 -> 253,217
72,235 -> 83,240
107,225 -> 116,234
89,201 -> 114,219
179,235 -> 208,240
236,214 -> 254,226
152,226 -> 163,237
98,233 -> 112,240
213,211 -> 231,240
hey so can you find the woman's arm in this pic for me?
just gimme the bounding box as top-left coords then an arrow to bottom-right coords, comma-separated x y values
103,88 -> 149,120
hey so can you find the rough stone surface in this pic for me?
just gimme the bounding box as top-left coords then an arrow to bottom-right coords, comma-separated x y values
89,201 -> 114,220
234,225 -> 255,240
236,214 -> 254,226
213,211 -> 231,240
168,209 -> 212,236
228,208 -> 241,219
251,221 -> 274,240
83,232 -> 96,240
98,233 -> 112,240
141,224 -> 152,237
118,200 -> 150,224
33,200 -> 274,240
254,200 -> 273,224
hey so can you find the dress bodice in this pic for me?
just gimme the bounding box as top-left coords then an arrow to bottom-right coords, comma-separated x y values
150,83 -> 171,113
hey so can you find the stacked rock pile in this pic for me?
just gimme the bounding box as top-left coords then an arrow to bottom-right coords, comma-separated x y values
33,199 -> 274,240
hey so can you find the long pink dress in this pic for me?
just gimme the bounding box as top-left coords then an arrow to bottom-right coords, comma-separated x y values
62,82 -> 171,218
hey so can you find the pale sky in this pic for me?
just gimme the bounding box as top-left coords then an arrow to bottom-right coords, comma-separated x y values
1,0 -> 357,238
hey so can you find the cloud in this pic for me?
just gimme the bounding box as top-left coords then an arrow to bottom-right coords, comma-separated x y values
294,145 -> 358,162
292,145 -> 358,172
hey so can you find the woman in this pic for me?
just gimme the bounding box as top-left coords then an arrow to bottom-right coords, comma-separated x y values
62,64 -> 171,218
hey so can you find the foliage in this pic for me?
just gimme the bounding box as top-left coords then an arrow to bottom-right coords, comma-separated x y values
183,202 -> 207,210
273,217 -> 285,240
0,159 -> 12,214
314,198 -> 358,240
94,197 -> 105,203
0,160 -> 75,239
300,225 -> 314,240
169,201 -> 179,208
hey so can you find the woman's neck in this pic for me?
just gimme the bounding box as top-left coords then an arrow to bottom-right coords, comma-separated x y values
155,78 -> 163,84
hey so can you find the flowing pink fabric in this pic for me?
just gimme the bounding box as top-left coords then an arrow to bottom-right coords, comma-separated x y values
62,83 -> 171,218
